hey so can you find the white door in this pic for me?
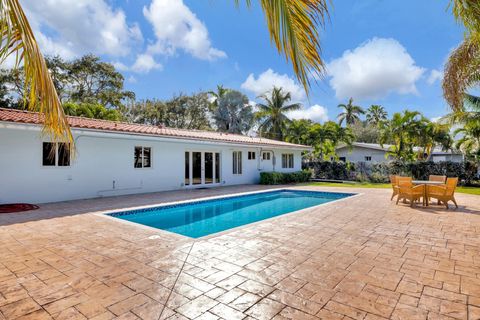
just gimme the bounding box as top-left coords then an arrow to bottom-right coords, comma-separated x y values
185,151 -> 221,186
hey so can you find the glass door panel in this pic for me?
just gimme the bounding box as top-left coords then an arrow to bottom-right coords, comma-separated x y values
192,152 -> 202,185
215,153 -> 220,183
184,152 -> 190,185
205,152 -> 213,184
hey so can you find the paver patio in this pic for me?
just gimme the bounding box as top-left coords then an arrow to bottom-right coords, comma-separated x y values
1,185 -> 479,320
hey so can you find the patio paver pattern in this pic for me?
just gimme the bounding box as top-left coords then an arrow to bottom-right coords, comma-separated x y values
1,185 -> 480,320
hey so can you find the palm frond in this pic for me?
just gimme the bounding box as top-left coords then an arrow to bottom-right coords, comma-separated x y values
0,0 -> 72,144
241,0 -> 329,95
442,36 -> 480,111
450,0 -> 480,35
464,93 -> 480,111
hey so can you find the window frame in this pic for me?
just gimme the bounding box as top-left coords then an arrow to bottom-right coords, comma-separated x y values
134,146 -> 153,169
281,153 -> 294,169
232,151 -> 242,175
364,156 -> 372,162
262,152 -> 271,160
42,142 -> 71,167
247,151 -> 256,160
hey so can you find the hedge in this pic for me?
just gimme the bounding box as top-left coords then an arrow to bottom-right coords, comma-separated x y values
303,160 -> 479,185
260,170 -> 311,185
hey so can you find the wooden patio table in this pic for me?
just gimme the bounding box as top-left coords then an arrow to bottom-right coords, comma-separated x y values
412,180 -> 444,206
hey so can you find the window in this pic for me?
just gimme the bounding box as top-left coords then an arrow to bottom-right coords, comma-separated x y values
262,152 -> 271,160
233,151 -> 242,174
364,156 -> 372,162
282,153 -> 294,168
248,151 -> 256,160
42,142 -> 70,167
134,146 -> 152,168
339,157 -> 346,162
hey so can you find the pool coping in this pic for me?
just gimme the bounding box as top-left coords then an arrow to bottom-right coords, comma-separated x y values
95,187 -> 362,240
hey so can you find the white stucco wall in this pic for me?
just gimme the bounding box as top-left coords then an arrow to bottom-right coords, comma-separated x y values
0,125 -> 302,203
336,146 -> 391,163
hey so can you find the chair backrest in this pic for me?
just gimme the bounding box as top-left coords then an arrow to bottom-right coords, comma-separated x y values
429,175 -> 446,183
397,176 -> 412,187
389,175 -> 399,186
445,177 -> 458,196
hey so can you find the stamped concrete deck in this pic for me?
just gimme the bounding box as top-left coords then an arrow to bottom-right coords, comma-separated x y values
1,185 -> 480,320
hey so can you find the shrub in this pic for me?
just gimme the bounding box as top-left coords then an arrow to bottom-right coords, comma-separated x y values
302,160 -> 479,185
260,170 -> 311,185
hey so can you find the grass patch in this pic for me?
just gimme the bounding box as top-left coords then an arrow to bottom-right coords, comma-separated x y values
304,181 -> 480,195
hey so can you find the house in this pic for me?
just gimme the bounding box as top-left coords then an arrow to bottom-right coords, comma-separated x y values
335,142 -> 463,163
0,108 -> 310,204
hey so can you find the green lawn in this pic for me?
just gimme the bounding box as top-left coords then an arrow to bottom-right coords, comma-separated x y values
303,181 -> 480,195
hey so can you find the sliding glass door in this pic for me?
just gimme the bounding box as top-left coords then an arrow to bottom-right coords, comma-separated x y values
184,151 -> 220,186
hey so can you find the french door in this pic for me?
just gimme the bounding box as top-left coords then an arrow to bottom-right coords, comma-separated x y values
185,151 -> 220,186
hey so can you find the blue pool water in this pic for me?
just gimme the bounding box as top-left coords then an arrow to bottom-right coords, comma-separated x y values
109,190 -> 354,238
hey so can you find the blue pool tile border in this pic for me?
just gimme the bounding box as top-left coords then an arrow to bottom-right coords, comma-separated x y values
107,189 -> 356,218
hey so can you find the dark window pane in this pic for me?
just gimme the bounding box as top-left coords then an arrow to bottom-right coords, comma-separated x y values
205,152 -> 213,184
192,152 -> 202,184
58,143 -> 70,166
134,147 -> 142,168
215,153 -> 220,183
42,142 -> 55,166
185,152 -> 190,185
143,147 -> 151,168
238,152 -> 242,174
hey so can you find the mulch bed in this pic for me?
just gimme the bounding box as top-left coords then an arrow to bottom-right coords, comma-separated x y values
0,203 -> 39,214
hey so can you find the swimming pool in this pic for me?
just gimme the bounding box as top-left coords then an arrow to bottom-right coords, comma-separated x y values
108,189 -> 355,238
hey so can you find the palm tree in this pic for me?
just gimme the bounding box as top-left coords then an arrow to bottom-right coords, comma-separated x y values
337,98 -> 364,126
455,122 -> 480,161
256,87 -> 301,140
1,0 -> 330,142
208,85 -> 230,111
365,105 -> 387,126
380,110 -> 423,161
442,0 -> 480,111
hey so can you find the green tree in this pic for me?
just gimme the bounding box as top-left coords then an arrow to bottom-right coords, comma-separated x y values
285,119 -> 353,160
213,90 -> 254,134
365,105 -> 388,126
63,102 -> 122,121
130,93 -> 212,130
256,87 -> 301,140
337,98 -> 364,126
208,85 -> 230,111
349,120 -> 381,143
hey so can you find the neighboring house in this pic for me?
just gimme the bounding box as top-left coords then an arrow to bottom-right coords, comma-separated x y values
0,108 -> 310,203
335,142 -> 463,163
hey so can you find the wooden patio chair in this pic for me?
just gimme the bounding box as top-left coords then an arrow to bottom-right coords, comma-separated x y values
428,175 -> 447,204
396,177 -> 424,207
429,175 -> 446,183
427,177 -> 459,209
389,175 -> 400,200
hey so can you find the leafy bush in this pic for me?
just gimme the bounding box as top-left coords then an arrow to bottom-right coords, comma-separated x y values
303,160 -> 479,185
260,170 -> 311,185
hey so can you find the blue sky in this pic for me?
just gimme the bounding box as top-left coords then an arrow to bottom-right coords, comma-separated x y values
22,0 -> 465,122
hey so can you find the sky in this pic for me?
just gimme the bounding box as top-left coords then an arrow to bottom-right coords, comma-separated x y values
20,0 -> 465,123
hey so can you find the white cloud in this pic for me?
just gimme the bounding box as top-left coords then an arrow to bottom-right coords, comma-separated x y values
241,69 -> 306,101
131,54 -> 163,73
427,69 -> 443,85
143,0 -> 226,61
288,104 -> 329,123
23,0 -> 142,59
327,38 -> 426,100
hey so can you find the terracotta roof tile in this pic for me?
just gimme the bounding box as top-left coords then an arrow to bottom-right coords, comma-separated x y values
0,108 -> 310,149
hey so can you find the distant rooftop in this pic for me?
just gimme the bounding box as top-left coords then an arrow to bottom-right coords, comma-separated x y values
0,108 -> 311,149
336,142 -> 461,155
